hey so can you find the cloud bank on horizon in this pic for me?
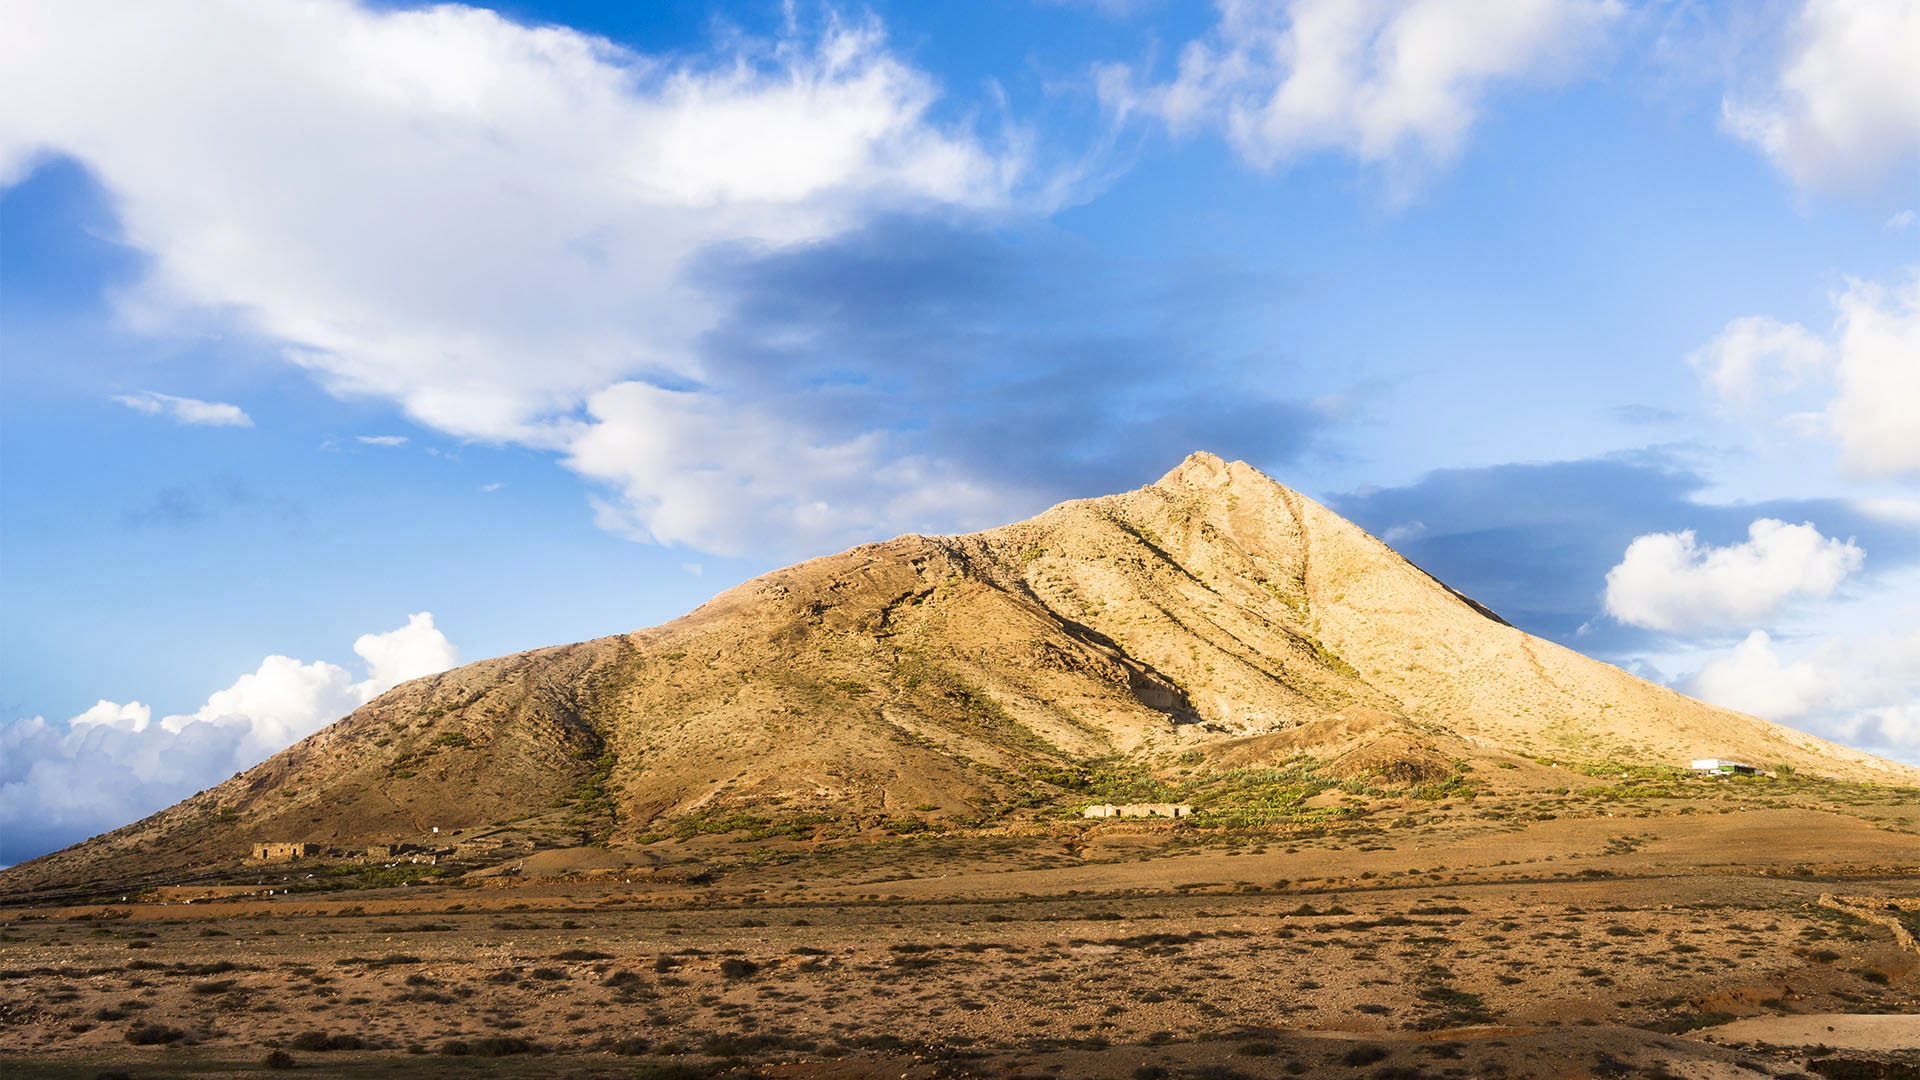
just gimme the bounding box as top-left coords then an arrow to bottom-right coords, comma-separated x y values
0,615 -> 457,865
2,0 -> 1918,861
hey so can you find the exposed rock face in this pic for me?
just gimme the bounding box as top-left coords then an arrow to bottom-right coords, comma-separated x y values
9,452 -> 1913,890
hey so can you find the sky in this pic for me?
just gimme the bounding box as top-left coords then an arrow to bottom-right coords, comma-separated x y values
1,0 -> 1916,864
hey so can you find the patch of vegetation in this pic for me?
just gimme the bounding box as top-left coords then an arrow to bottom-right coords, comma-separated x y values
1581,784 -> 1682,799
669,808 -> 838,842
1293,631 -> 1360,680
335,953 -> 422,968
1066,754 -> 1359,827
439,1036 -> 538,1056
288,1032 -> 365,1051
718,957 -> 761,979
1408,772 -> 1478,801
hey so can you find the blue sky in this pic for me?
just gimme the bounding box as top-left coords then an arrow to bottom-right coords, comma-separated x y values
2,0 -> 1916,862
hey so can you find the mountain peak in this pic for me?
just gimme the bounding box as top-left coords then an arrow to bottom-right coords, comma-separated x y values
1154,449 -> 1233,489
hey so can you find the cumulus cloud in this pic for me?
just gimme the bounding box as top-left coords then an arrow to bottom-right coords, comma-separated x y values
0,613 -> 456,864
1603,518 -> 1864,634
0,0 -> 1027,554
112,390 -> 252,427
349,612 -> 459,692
1824,274 -> 1920,477
1691,272 -> 1920,478
1686,625 -> 1920,755
564,380 -> 1014,554
1722,0 -> 1920,193
1102,0 -> 1619,186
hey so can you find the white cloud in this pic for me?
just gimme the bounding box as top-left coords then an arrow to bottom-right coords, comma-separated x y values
1603,518 -> 1864,634
563,380 -> 1012,555
1381,520 -> 1427,544
1686,624 -> 1920,755
1691,271 -> 1920,478
351,612 -> 460,692
112,389 -> 253,428
1722,0 -> 1920,193
1857,497 -> 1920,530
1104,0 -> 1620,186
69,700 -> 153,734
1888,209 -> 1917,230
1685,314 -> 1828,405
356,434 -> 409,447
0,613 -> 457,863
1,0 -> 1025,555
480,482 -> 503,493
1825,274 -> 1920,476
1685,629 -> 1832,719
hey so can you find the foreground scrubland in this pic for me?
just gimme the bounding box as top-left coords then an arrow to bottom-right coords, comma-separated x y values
5,782 -> 1917,1080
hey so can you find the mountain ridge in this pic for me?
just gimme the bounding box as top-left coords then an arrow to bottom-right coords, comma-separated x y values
8,451 -> 1913,892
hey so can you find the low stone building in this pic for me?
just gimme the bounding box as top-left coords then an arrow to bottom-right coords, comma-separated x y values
1083,803 -> 1193,819
250,841 -> 319,863
1691,759 -> 1759,776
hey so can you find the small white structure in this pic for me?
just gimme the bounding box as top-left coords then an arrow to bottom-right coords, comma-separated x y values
1083,803 -> 1193,819
1691,759 -> 1758,776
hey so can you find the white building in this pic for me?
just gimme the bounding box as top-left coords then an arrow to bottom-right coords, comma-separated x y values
1083,803 -> 1193,819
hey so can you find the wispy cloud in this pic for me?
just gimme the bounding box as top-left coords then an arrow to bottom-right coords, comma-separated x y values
112,390 -> 252,428
1098,0 -> 1620,195
355,435 -> 408,447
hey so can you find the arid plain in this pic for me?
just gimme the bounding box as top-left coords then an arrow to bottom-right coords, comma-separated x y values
6,779 -> 1917,1079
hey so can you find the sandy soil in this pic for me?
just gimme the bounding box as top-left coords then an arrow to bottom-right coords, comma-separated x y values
4,798 -> 1918,1080
1694,1011 -> 1920,1052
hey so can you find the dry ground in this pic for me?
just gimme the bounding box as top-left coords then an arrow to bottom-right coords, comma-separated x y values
4,792 -> 1917,1080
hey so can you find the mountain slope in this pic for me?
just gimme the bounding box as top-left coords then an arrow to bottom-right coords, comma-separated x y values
8,453 -> 1913,892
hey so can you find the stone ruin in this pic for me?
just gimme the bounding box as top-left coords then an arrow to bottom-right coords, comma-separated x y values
249,841 -> 320,863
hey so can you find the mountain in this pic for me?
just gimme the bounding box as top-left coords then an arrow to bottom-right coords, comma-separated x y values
9,452 -> 1913,892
